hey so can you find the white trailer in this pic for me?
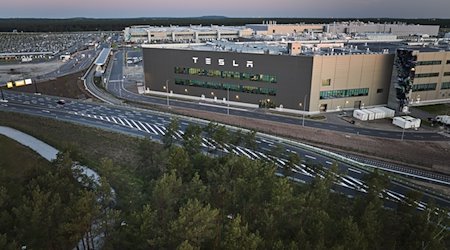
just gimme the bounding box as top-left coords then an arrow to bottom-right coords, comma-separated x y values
377,107 -> 395,118
368,108 -> 385,119
353,109 -> 369,121
364,109 -> 375,120
393,116 -> 421,129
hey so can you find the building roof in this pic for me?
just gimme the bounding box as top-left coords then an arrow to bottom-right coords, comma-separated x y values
94,48 -> 111,66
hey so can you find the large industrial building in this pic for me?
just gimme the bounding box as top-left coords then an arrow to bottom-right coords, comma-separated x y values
142,40 -> 450,113
124,25 -> 253,43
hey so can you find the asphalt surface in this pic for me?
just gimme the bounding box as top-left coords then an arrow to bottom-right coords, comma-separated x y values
106,50 -> 450,142
1,91 -> 449,210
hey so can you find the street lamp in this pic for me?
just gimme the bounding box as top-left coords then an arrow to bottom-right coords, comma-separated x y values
163,80 -> 169,107
226,87 -> 230,115
299,94 -> 307,126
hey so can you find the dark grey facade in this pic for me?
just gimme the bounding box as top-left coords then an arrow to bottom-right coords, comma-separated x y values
143,47 -> 313,110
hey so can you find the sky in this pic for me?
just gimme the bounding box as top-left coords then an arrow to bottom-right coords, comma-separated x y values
1,0 -> 450,18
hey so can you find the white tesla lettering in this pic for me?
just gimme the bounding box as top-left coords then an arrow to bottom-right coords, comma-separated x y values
192,57 -> 254,67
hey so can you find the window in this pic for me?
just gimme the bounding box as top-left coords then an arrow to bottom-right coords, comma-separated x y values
441,82 -> 450,90
377,88 -> 384,93
415,60 -> 442,66
443,72 -> 450,76
319,88 -> 369,100
412,83 -> 437,92
447,60 -> 450,64
415,72 -> 439,78
174,78 -> 277,96
174,67 -> 278,83
322,79 -> 331,86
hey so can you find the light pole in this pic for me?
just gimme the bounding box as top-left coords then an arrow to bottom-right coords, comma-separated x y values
163,80 -> 169,107
227,87 -> 230,115
299,94 -> 307,126
0,88 -> 5,102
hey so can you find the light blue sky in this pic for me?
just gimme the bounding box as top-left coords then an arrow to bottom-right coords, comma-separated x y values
2,0 -> 449,18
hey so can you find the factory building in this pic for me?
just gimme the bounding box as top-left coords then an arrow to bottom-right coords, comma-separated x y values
124,25 -> 253,43
388,48 -> 450,112
325,21 -> 440,37
142,41 -> 403,113
246,21 -> 325,35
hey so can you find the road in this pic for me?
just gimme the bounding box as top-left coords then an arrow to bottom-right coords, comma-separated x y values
106,50 -> 449,142
1,91 -> 449,210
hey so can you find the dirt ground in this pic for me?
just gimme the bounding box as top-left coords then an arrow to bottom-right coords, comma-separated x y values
0,61 -> 63,83
10,71 -> 94,100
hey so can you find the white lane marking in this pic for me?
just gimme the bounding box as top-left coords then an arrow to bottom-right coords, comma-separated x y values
116,117 -> 126,126
86,114 -> 91,118
130,120 -> 143,131
111,117 -> 118,124
235,147 -> 253,159
232,148 -> 240,155
243,148 -> 260,159
348,168 -> 362,174
137,121 -> 150,133
104,116 -> 111,122
305,155 -> 316,160
93,115 -> 98,119
326,161 -> 333,165
174,131 -> 183,139
153,125 -> 166,135
123,119 -> 134,128
346,175 -> 366,187
144,122 -> 158,135
99,116 -> 104,120
293,164 -> 313,177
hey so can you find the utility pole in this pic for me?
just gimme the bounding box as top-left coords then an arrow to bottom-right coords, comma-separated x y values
0,88 -> 5,102
34,81 -> 39,94
165,80 -> 170,107
227,87 -> 230,115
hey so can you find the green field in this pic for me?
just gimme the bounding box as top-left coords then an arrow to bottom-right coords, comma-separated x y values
0,135 -> 52,181
416,104 -> 450,116
0,111 -> 143,168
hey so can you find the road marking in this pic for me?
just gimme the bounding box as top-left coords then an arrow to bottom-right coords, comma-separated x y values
305,155 -> 316,160
130,120 -> 143,131
123,119 -> 134,128
348,168 -> 362,174
144,122 -> 158,134
111,117 -> 118,124
116,117 -> 126,126
104,116 -> 111,122
153,125 -> 166,135
325,161 -> 333,165
99,116 -> 104,120
137,121 -> 150,133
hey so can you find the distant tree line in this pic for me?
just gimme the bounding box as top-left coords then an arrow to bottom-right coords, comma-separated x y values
0,17 -> 449,32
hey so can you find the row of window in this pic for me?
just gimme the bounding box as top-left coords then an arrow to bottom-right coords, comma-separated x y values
319,88 -> 369,100
415,72 -> 440,78
444,72 -> 450,76
174,78 -> 277,96
416,60 -> 442,66
442,82 -> 450,90
174,67 -> 278,83
412,83 -> 437,92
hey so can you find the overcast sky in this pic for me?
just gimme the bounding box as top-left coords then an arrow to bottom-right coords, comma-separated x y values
2,0 -> 449,18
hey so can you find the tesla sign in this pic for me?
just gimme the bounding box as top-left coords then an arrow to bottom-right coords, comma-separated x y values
192,57 -> 253,68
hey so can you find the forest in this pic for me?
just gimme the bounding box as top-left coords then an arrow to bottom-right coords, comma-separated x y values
0,17 -> 449,32
0,120 -> 449,249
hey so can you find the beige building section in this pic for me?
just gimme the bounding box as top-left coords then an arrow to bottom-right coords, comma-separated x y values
410,51 -> 450,104
310,54 -> 394,112
246,23 -> 324,35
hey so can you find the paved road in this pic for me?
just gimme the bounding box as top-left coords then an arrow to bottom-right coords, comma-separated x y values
1,91 -> 449,210
106,50 -> 449,142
